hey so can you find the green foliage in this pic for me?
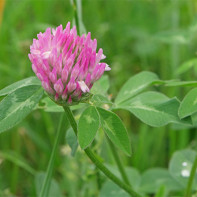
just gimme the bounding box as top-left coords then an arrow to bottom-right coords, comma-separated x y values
0,85 -> 43,133
72,0 -> 86,35
105,165 -> 141,190
100,181 -> 129,197
1,0 -> 197,196
97,107 -> 131,156
169,149 -> 197,189
90,94 -> 112,107
178,88 -> 197,119
140,168 -> 182,193
78,105 -> 131,156
176,58 -> 197,75
115,71 -> 160,104
0,151 -> 35,175
66,128 -> 78,156
91,75 -> 110,95
165,80 -> 197,87
115,91 -> 191,127
35,172 -> 62,197
0,77 -> 40,96
78,106 -> 100,149
154,186 -> 167,197
102,149 -> 197,196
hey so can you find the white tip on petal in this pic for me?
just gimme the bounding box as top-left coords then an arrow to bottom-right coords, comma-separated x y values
52,28 -> 56,36
101,54 -> 106,60
31,49 -> 41,55
42,51 -> 51,59
105,64 -> 111,71
78,81 -> 89,93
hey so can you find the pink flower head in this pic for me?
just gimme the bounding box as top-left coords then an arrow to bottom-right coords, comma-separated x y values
29,22 -> 110,105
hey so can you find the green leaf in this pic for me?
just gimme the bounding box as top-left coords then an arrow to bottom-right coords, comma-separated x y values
66,128 -> 78,156
191,113 -> 197,126
165,80 -> 197,87
178,88 -> 197,119
105,164 -> 141,190
176,58 -> 197,75
91,75 -> 110,95
140,168 -> 182,193
126,168 -> 141,190
0,151 -> 36,175
100,181 -> 129,197
90,94 -> 112,107
97,107 -> 131,156
0,85 -> 43,134
78,106 -> 100,149
169,149 -> 197,189
0,77 -> 41,97
115,71 -> 160,104
154,185 -> 167,197
35,172 -> 62,197
115,91 -> 191,127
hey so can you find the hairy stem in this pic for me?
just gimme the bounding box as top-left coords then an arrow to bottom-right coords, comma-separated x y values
184,155 -> 197,197
39,114 -> 64,197
63,106 -> 142,197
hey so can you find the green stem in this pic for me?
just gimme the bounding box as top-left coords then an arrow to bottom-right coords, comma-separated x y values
84,148 -> 139,197
184,155 -> 197,197
39,114 -> 64,197
63,106 -> 77,135
63,106 -> 141,197
96,167 -> 102,190
73,0 -> 80,35
106,136 -> 131,186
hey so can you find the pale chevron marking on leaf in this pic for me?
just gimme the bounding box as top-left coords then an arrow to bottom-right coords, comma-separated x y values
193,97 -> 197,105
84,115 -> 96,124
103,118 -> 117,136
123,84 -> 147,96
2,88 -> 42,122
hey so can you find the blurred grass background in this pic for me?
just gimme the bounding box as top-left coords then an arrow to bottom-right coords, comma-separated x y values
0,0 -> 197,196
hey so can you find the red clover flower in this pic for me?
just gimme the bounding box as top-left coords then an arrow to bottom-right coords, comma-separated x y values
29,22 -> 110,105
